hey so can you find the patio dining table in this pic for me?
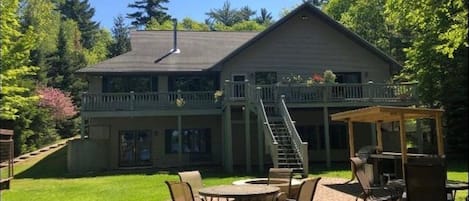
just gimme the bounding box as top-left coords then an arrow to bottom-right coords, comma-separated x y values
198,184 -> 280,201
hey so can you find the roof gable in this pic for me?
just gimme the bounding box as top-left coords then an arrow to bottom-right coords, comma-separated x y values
209,3 -> 401,71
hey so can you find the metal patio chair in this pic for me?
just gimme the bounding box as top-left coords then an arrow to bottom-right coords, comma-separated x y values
268,168 -> 294,198
351,157 -> 401,201
285,177 -> 321,201
178,170 -> 204,199
165,181 -> 196,201
404,161 -> 448,201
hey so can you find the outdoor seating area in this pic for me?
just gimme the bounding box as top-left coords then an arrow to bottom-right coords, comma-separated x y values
166,168 -> 322,201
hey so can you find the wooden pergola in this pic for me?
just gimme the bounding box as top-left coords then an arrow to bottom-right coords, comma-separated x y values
330,106 -> 445,180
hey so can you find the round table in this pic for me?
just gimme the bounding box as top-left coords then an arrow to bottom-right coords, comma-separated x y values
232,178 -> 302,199
198,184 -> 280,201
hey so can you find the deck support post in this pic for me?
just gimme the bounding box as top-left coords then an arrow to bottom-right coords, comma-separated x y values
178,115 -> 182,167
347,119 -> 356,182
244,106 -> 251,173
224,105 -> 233,173
256,87 -> 264,173
323,106 -> 331,168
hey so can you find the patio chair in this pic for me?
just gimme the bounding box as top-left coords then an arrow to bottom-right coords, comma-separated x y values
268,168 -> 293,198
165,181 -> 196,201
284,177 -> 321,201
178,170 -> 204,198
350,157 -> 401,201
404,162 -> 448,201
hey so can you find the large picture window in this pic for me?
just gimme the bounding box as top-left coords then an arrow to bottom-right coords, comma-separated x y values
165,128 -> 211,154
102,75 -> 158,93
168,74 -> 218,91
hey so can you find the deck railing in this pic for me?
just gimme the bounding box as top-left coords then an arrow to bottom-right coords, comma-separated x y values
81,83 -> 417,112
257,96 -> 278,168
81,91 -> 219,111
225,82 -> 418,104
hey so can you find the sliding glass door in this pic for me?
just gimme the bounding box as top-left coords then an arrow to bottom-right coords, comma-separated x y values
119,130 -> 152,167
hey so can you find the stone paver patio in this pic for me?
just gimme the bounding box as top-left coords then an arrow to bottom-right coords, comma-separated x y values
313,177 -> 362,201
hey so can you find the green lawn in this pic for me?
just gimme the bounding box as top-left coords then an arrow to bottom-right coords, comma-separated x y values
2,147 -> 467,201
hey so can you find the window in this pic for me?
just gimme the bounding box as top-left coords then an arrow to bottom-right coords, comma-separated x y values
255,72 -> 277,85
168,74 -> 218,91
165,128 -> 211,154
103,75 -> 158,92
335,72 -> 361,83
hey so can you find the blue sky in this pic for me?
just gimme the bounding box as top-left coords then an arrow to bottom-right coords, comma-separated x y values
88,0 -> 304,30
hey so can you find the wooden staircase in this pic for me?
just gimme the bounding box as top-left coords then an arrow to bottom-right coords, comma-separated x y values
264,106 -> 304,175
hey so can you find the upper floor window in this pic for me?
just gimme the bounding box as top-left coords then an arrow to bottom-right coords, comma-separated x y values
255,72 -> 277,85
335,72 -> 361,83
168,74 -> 218,91
102,75 -> 158,93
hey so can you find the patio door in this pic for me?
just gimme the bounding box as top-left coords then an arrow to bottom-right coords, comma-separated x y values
232,74 -> 246,99
119,130 -> 152,167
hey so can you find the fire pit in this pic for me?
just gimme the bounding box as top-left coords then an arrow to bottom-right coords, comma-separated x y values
232,178 -> 302,198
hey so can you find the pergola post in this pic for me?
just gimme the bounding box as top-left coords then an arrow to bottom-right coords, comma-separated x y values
435,113 -> 444,157
376,121 -> 383,152
399,113 -> 407,180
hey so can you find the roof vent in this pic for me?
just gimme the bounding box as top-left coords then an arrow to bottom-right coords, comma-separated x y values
154,18 -> 180,63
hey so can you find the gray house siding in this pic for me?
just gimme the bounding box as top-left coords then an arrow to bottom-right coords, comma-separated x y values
220,9 -> 391,84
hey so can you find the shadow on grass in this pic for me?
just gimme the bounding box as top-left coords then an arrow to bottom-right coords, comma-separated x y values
14,145 -> 263,179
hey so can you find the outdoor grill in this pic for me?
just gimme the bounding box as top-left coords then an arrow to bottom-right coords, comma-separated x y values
357,145 -> 378,162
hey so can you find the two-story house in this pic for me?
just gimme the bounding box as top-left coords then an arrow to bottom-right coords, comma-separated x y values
70,3 -> 417,176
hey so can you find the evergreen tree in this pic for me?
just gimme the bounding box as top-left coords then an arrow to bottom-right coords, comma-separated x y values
238,6 -> 256,21
255,8 -> 273,25
127,0 -> 171,27
48,20 -> 87,103
205,1 -> 242,27
58,0 -> 100,49
109,15 -> 131,57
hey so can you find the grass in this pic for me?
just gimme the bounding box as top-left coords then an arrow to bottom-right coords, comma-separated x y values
1,146 -> 468,201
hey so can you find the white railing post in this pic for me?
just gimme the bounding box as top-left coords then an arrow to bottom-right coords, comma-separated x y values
130,91 -> 135,110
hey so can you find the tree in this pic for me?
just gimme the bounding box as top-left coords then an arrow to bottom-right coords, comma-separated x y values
48,20 -> 87,103
384,0 -> 468,153
205,1 -> 242,27
21,0 -> 61,84
109,15 -> 131,57
127,0 -> 171,27
231,20 -> 266,31
0,0 -> 39,120
238,6 -> 256,21
58,0 -> 100,49
255,8 -> 273,25
181,17 -> 209,31
322,0 -> 355,21
84,29 -> 112,64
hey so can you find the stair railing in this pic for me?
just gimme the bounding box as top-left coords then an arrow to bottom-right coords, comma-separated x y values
279,95 -> 309,177
257,87 -> 279,168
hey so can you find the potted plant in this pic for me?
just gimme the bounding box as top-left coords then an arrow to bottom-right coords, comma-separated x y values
214,90 -> 223,103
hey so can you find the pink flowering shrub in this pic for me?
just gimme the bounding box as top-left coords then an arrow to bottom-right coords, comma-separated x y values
36,87 -> 77,120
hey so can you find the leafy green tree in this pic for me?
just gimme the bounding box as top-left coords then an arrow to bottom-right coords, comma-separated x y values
127,0 -> 171,27
322,0 -> 355,21
255,8 -> 273,25
181,17 -> 210,31
21,0 -> 61,83
146,18 -> 180,30
0,0 -> 39,120
58,0 -> 100,49
109,15 -> 131,57
205,1 -> 242,26
384,0 -> 468,153
231,20 -> 266,31
84,29 -> 112,64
